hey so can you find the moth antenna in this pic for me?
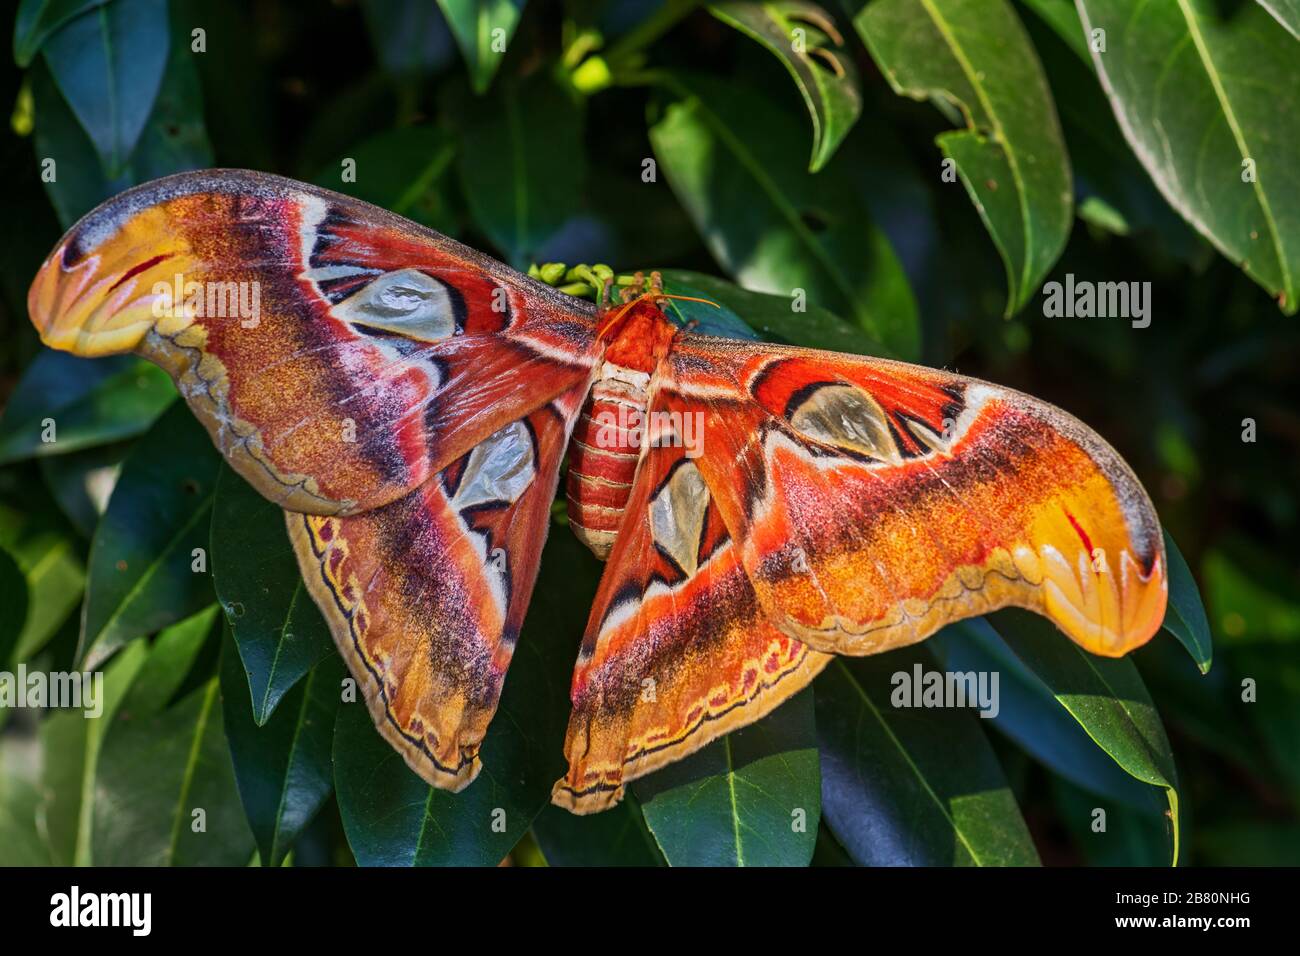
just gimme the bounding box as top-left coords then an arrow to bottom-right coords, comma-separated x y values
596,291 -> 720,340
655,293 -> 721,310
597,293 -> 650,339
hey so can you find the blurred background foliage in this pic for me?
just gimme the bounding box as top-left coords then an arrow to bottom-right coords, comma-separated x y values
0,0 -> 1296,867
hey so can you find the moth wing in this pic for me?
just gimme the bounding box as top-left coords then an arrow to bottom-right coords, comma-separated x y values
554,332 -> 1167,812
28,170 -> 602,790
27,169 -> 598,515
553,435 -> 831,814
291,383 -> 589,790
660,333 -> 1168,659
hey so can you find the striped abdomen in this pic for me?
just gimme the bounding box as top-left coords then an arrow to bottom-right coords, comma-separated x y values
566,366 -> 649,559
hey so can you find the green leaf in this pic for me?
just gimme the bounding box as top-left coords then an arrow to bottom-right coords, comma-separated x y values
13,0 -> 109,67
0,754 -> 51,865
811,821 -> 855,865
931,618 -> 1169,811
31,14 -> 212,228
1133,637 -> 1251,767
709,2 -> 862,171
315,126 -> 458,233
531,795 -> 666,866
1161,529 -> 1212,673
633,688 -> 821,867
81,402 -> 220,670
848,0 -> 1072,315
1017,0 -> 1200,258
658,269 -> 892,356
0,352 -> 175,465
586,159 -> 703,267
815,645 -> 1040,866
38,441 -> 128,538
41,0 -> 170,176
30,59 -> 130,228
221,626 -> 344,867
649,73 -> 919,357
0,483 -> 85,663
1052,775 -> 1171,866
656,278 -> 764,341
125,19 -> 216,180
39,638 -> 149,865
1018,0 -> 1090,53
121,605 -> 221,717
985,608 -> 1180,864
93,675 -> 256,865
332,700 -> 545,867
451,77 -> 585,268
1076,0 -> 1300,314
1257,0 -> 1300,39
333,528 -> 596,865
436,0 -> 526,93
211,466 -> 337,725
174,0 -> 272,170
0,547 -> 29,666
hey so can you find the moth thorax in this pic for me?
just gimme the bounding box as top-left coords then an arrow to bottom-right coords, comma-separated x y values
565,368 -> 650,560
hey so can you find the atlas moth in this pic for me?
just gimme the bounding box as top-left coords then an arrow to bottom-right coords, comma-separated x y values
28,171 -> 1167,813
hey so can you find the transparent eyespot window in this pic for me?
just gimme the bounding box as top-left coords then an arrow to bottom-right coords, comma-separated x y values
788,383 -> 902,464
332,268 -> 457,341
649,461 -> 710,576
452,421 -> 536,511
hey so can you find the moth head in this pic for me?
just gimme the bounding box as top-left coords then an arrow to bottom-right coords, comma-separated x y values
595,288 -> 720,346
